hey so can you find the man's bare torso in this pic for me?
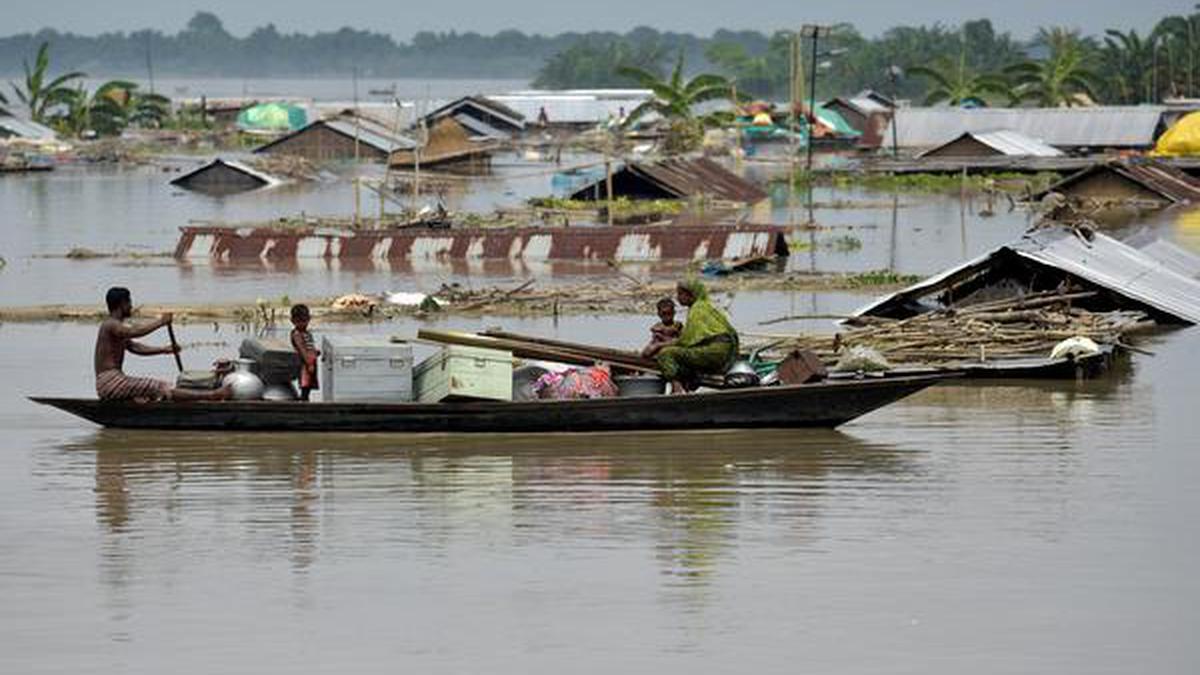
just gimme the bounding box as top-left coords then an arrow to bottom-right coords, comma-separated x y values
94,318 -> 127,375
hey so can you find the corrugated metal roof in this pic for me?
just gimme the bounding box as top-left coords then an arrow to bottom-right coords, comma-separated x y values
424,96 -> 525,130
171,158 -> 282,189
490,94 -> 646,125
851,226 -> 1200,324
570,157 -> 767,203
0,115 -> 57,141
452,113 -> 512,140
918,129 -> 1064,158
1037,160 -> 1200,203
322,119 -> 416,151
1138,238 -> 1200,279
886,106 -> 1168,148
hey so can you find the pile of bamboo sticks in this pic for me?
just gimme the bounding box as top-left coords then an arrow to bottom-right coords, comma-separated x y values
747,291 -> 1154,366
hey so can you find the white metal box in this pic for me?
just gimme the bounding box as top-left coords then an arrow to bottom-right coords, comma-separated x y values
320,336 -> 413,402
413,345 -> 513,402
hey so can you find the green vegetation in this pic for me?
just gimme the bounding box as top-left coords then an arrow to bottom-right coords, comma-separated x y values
6,42 -> 170,138
3,10 -> 1200,106
1006,29 -> 1098,106
532,40 -> 667,89
55,80 -> 170,137
824,235 -> 863,253
617,53 -> 733,151
792,170 -> 1059,194
907,56 -> 1015,106
529,197 -> 685,220
844,270 -> 922,287
7,42 -> 83,123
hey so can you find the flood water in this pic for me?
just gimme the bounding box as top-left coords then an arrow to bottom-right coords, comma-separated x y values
2,319 -> 1198,672
0,158 -> 1042,306
3,127 -> 1200,671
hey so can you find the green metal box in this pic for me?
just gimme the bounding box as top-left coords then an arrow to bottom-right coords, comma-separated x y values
413,345 -> 513,402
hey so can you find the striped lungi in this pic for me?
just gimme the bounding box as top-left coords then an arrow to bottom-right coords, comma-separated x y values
96,369 -> 172,401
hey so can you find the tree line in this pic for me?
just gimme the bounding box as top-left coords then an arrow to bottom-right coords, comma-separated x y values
2,11 -> 1197,107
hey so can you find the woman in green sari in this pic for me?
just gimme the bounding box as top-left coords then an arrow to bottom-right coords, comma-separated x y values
656,279 -> 739,393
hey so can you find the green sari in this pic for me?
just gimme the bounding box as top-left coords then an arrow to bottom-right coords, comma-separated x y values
656,280 -> 739,385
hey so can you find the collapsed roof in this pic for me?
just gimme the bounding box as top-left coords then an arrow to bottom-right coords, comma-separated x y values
569,157 -> 768,203
851,226 -> 1200,325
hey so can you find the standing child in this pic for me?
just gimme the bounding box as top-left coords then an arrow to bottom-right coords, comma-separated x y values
641,297 -> 683,357
290,304 -> 320,401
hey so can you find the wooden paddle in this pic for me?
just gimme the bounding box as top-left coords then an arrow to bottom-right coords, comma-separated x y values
166,320 -> 184,372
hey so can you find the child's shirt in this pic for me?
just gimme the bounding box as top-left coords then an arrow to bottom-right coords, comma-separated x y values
291,328 -> 319,389
650,320 -> 683,342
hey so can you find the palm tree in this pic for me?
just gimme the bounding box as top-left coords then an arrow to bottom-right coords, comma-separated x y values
1102,29 -> 1159,103
1007,28 -> 1099,107
907,55 -> 1014,106
9,42 -> 85,123
1155,13 -> 1200,98
617,52 -> 733,153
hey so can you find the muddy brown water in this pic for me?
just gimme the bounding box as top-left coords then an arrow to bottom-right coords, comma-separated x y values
1,160 -> 1041,306
1,316 -> 1198,673
3,157 -> 1200,671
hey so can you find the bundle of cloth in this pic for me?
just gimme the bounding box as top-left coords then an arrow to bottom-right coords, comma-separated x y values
533,364 -> 619,400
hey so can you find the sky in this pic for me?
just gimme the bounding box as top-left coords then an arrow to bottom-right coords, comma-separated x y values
2,0 -> 1186,39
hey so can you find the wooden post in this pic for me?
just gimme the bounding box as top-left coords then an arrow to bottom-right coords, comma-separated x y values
354,177 -> 361,227
605,134 -> 614,227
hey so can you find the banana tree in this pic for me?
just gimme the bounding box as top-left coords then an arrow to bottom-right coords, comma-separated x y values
907,55 -> 1015,106
1007,28 -> 1100,107
9,42 -> 85,123
617,52 -> 733,153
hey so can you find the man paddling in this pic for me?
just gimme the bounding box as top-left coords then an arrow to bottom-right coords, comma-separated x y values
94,287 -> 230,402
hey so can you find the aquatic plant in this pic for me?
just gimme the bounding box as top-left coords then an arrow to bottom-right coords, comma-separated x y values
844,270 -> 921,287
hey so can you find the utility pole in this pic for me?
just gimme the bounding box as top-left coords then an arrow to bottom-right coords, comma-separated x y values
788,29 -> 800,229
801,25 -> 830,175
888,65 -> 902,158
352,66 -> 361,227
1190,13 -> 1196,98
605,131 -> 615,227
144,33 -> 155,95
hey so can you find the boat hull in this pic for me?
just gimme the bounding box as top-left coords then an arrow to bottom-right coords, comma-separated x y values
30,375 -> 945,432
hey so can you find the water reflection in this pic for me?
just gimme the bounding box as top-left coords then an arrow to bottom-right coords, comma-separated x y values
64,429 -> 919,590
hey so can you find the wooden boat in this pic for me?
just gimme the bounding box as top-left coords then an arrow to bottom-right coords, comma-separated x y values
30,374 -> 946,433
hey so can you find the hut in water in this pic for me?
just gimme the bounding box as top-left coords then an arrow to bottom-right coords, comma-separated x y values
170,159 -> 281,196
254,115 -> 414,162
569,157 -> 768,204
389,117 -> 498,171
419,96 -> 526,140
918,129 -> 1063,159
1034,159 -> 1200,206
821,90 -> 894,135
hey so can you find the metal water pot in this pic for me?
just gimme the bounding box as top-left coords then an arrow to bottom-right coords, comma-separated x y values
724,359 -> 761,388
223,358 -> 265,400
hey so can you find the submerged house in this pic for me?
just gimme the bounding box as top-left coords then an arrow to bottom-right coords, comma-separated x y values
419,96 -> 525,141
851,226 -> 1200,325
569,157 -> 768,204
885,106 -> 1170,153
389,117 -> 498,170
170,158 -> 282,196
822,90 -> 895,136
917,129 -> 1064,159
1034,160 -> 1200,206
254,115 -> 415,162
